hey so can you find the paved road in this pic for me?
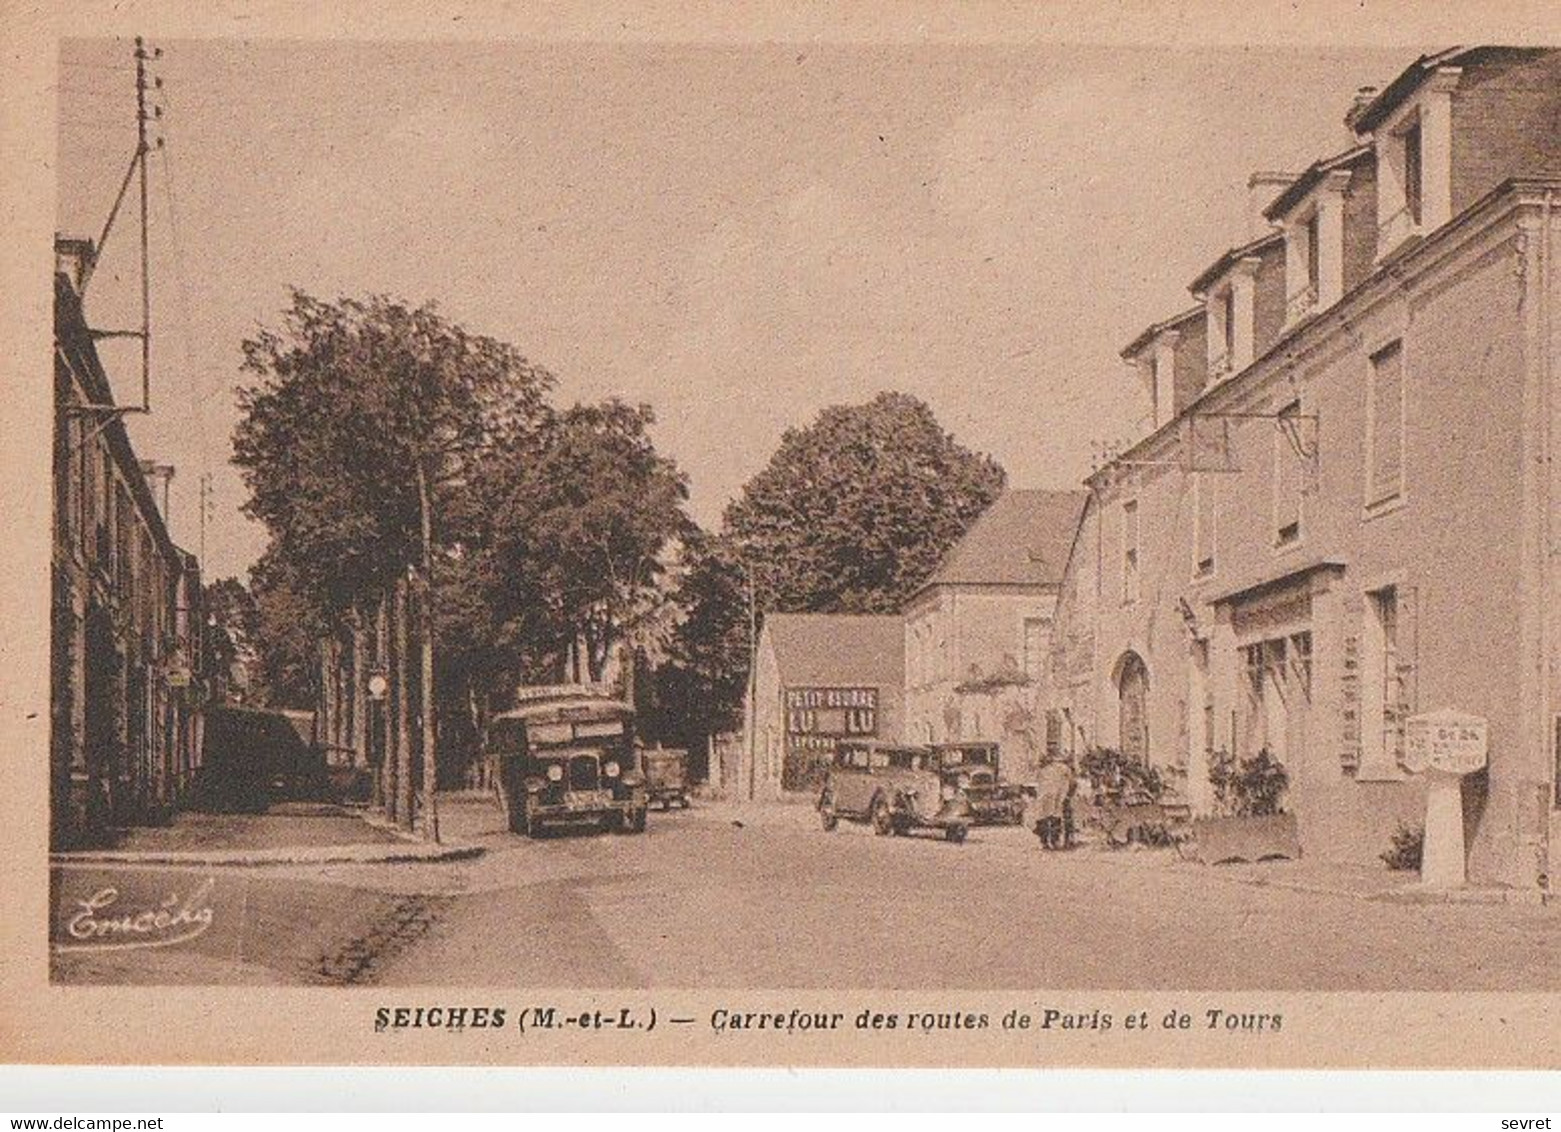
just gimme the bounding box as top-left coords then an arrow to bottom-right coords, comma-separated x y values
51,795 -> 1560,989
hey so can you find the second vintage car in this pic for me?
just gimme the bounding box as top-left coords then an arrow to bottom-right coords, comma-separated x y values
930,741 -> 1033,826
817,741 -> 973,843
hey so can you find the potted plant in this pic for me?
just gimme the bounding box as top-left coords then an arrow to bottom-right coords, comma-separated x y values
1189,747 -> 1300,863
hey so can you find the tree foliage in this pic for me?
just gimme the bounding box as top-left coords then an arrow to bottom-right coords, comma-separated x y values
233,290 -> 554,610
722,391 -> 1005,614
486,399 -> 693,684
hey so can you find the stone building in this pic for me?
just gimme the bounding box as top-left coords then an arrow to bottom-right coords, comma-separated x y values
903,489 -> 1086,783
741,613 -> 904,800
1049,47 -> 1561,891
51,236 -> 210,848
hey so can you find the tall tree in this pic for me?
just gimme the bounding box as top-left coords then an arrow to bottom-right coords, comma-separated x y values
486,399 -> 693,691
202,576 -> 260,704
722,390 -> 1005,613
649,392 -> 1005,750
234,291 -> 553,838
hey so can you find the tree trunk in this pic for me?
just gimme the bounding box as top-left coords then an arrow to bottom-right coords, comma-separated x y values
373,592 -> 389,810
317,638 -> 332,752
416,461 -> 439,844
394,575 -> 414,832
351,607 -> 369,770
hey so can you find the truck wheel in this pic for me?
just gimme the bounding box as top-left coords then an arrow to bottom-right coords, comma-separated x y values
946,823 -> 968,845
621,807 -> 647,834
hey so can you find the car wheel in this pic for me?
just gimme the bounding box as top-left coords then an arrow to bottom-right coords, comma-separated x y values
871,798 -> 894,836
946,823 -> 968,845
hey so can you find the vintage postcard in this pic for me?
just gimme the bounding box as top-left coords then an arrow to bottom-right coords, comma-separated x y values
2,0 -> 1560,1071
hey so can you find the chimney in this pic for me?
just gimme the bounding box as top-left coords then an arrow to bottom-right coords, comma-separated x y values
139,461 -> 176,521
54,235 -> 96,293
1345,85 -> 1380,133
1246,171 -> 1297,238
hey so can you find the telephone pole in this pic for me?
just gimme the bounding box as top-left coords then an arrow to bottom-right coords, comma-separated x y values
88,37 -> 162,415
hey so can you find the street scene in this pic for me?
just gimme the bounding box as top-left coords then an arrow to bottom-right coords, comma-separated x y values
50,795 -> 1561,989
45,39 -> 1561,990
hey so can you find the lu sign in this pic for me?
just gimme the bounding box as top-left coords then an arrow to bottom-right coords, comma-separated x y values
1404,709 -> 1488,775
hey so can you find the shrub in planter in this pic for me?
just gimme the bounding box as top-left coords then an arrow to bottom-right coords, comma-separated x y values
1078,746 -> 1164,806
1208,746 -> 1289,817
1380,823 -> 1424,871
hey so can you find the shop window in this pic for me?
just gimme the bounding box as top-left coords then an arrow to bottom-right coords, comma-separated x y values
1368,341 -> 1405,506
1287,630 -> 1312,700
1359,585 -> 1407,779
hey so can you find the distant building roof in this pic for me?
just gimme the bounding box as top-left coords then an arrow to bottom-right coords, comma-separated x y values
1347,47 -> 1497,134
1262,144 -> 1372,221
923,489 -> 1088,590
763,613 -> 905,689
1189,230 -> 1284,296
1121,305 -> 1204,361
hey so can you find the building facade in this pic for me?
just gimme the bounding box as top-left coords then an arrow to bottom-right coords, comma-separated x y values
742,613 -> 904,800
903,489 -> 1085,783
1050,47 -> 1561,890
51,237 -> 209,848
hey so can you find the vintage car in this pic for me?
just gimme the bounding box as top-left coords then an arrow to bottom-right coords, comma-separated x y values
930,742 -> 1032,826
642,746 -> 692,810
487,684 -> 648,837
817,741 -> 972,843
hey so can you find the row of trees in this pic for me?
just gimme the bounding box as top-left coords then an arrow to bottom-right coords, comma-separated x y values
222,289 -> 1006,836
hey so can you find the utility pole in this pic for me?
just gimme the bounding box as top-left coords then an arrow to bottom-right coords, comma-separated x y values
135,37 -> 151,411
80,37 -> 161,423
198,472 -> 210,565
744,560 -> 758,803
416,463 -> 439,844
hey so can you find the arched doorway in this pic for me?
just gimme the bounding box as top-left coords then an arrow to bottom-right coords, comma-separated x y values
1116,651 -> 1150,763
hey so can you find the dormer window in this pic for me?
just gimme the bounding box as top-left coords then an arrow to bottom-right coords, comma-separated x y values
1372,66 -> 1458,256
1273,160 -> 1356,324
1303,212 -> 1321,299
1204,256 -> 1259,379
1402,118 -> 1423,226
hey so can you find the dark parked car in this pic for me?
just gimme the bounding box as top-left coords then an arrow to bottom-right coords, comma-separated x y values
642,747 -> 691,810
930,742 -> 1032,825
818,741 -> 972,843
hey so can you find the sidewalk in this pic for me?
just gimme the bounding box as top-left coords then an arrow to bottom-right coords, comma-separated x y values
52,801 -> 483,867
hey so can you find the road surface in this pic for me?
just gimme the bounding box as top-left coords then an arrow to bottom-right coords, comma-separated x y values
51,794 -> 1560,989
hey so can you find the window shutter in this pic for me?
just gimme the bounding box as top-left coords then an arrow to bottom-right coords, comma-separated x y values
1338,591 -> 1363,771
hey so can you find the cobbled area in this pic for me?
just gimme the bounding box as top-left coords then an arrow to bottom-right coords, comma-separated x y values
311,893 -> 455,985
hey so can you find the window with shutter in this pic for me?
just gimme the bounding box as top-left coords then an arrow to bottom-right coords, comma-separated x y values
1274,400 -> 1303,545
1368,341 -> 1405,505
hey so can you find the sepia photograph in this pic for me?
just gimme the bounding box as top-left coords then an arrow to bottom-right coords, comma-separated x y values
4,0 -> 1561,1080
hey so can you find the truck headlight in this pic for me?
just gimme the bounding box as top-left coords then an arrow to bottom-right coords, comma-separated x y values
604,762 -> 621,779
546,765 -> 564,783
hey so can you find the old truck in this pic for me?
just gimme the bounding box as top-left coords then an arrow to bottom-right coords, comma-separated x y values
487,684 -> 648,837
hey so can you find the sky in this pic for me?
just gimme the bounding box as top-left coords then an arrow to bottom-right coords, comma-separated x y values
56,39 -> 1410,581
